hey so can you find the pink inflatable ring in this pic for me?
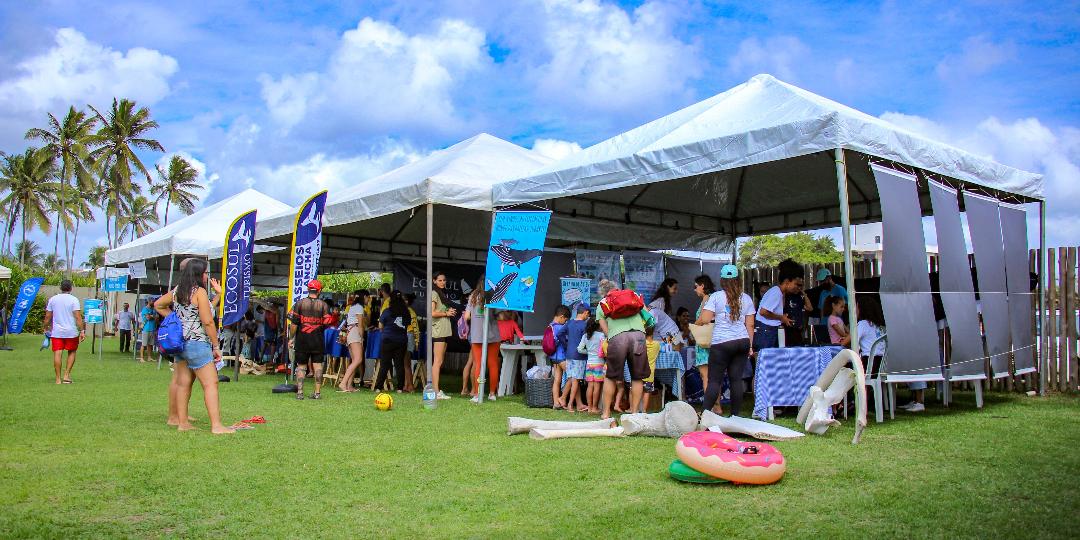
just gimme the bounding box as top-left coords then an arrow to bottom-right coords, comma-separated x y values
675,431 -> 786,485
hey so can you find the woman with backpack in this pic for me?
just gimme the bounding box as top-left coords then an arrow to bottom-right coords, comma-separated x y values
155,258 -> 234,434
596,279 -> 656,419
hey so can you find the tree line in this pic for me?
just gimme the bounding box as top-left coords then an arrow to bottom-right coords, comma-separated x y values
0,98 -> 204,273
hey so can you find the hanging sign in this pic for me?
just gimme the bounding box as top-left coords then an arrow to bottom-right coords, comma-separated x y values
287,191 -> 328,313
483,210 -> 552,312
574,250 -> 621,304
128,261 -> 147,279
83,298 -> 104,324
560,277 -> 592,314
103,274 -> 128,292
623,251 -> 665,304
220,209 -> 258,327
6,277 -> 43,334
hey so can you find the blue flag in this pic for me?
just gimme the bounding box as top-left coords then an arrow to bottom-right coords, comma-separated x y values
288,191 -> 327,312
220,209 -> 257,327
7,277 -> 44,334
484,210 -> 552,312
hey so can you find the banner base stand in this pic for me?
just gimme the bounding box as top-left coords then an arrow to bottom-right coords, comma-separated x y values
272,383 -> 298,394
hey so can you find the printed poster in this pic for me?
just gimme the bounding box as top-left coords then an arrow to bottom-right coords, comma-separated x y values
484,210 -> 552,312
220,209 -> 257,327
560,277 -> 591,314
288,190 -> 327,312
574,250 -> 621,304
623,251 -> 665,304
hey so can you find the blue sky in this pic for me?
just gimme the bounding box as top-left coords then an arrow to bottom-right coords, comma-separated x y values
1,0 -> 1077,263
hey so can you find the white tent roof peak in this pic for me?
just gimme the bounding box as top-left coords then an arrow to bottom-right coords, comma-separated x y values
256,133 -> 553,242
106,188 -> 292,265
498,73 -> 1042,204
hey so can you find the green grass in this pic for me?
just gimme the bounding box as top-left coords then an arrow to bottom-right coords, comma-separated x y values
1,333 -> 1078,539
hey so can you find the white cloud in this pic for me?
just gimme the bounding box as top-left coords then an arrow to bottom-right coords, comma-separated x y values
531,138 -> 581,161
727,36 -> 809,82
258,18 -> 487,137
0,27 -> 178,114
935,35 -> 1015,82
529,0 -> 700,113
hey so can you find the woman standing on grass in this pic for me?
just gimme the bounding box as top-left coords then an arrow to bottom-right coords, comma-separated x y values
373,290 -> 411,392
338,290 -> 369,392
430,272 -> 457,400
692,275 -> 716,389
463,276 -> 501,403
695,265 -> 755,416
156,258 -> 234,434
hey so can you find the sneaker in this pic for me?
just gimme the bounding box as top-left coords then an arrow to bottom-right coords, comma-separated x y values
897,401 -> 916,410
907,402 -> 925,412
436,391 -> 451,400
296,393 -> 304,400
487,394 -> 497,402
470,395 -> 481,403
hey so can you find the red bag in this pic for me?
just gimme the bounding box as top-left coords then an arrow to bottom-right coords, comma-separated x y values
541,324 -> 557,356
599,289 -> 645,319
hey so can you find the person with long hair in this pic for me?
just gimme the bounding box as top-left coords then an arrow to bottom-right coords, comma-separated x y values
463,276 -> 502,403
695,264 -> 755,416
692,275 -> 716,388
155,258 -> 233,434
429,272 -> 457,399
373,290 -> 411,392
338,290 -> 369,392
649,278 -> 678,315
855,294 -> 886,377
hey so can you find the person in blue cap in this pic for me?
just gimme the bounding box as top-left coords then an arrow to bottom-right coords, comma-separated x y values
814,268 -> 848,313
694,263 -> 755,416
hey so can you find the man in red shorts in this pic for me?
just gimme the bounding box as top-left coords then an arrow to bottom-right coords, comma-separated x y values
43,280 -> 86,384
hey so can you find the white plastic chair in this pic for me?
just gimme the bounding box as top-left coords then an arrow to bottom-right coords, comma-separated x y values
865,333 -> 891,423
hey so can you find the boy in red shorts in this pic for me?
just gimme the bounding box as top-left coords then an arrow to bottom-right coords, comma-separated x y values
43,280 -> 86,384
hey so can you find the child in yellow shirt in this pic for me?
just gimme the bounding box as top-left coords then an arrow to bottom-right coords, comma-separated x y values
641,326 -> 660,412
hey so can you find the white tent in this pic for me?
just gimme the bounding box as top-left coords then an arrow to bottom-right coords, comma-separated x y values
0,265 -> 10,280
493,74 -> 1041,239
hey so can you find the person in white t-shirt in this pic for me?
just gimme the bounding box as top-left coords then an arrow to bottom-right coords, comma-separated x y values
43,280 -> 85,384
114,302 -> 135,353
754,259 -> 806,354
694,264 -> 755,416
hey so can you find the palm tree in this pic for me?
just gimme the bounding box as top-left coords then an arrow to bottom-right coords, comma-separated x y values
13,241 -> 44,268
151,155 -> 202,225
40,253 -> 66,273
44,183 -> 75,264
0,148 -> 57,264
67,185 -> 97,268
25,106 -> 99,271
87,98 -> 164,247
83,245 -> 106,271
118,194 -> 159,242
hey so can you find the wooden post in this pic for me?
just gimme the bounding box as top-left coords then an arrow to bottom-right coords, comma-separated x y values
1048,248 -> 1058,389
1068,247 -> 1078,392
1059,247 -> 1069,392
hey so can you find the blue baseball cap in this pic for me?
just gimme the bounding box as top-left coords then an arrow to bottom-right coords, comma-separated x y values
720,264 -> 739,279
816,268 -> 832,281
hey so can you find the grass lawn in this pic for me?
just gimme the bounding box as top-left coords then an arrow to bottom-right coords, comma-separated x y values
1,333 -> 1079,539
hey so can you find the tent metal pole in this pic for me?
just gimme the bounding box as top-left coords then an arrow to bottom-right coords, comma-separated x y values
1039,200 -> 1047,396
835,148 -> 858,349
425,203 -> 434,385
476,209 -> 496,403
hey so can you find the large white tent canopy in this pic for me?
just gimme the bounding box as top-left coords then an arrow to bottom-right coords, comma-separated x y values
493,74 -> 1042,238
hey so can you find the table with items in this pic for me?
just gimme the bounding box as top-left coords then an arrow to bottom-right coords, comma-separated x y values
753,346 -> 842,420
498,342 -> 549,397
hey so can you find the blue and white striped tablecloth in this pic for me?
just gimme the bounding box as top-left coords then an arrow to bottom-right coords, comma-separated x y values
753,346 -> 842,420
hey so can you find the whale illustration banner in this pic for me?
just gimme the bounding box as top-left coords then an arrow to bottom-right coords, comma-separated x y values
220,209 -> 257,327
560,277 -> 591,315
484,210 -> 552,312
622,251 -> 665,305
288,190 -> 328,313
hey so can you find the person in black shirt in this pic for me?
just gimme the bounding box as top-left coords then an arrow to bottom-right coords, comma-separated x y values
784,283 -> 813,347
373,290 -> 412,393
288,279 -> 331,400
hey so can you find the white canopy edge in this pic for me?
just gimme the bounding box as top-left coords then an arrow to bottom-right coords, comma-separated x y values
106,188 -> 292,265
492,74 -> 1042,207
0,265 -> 10,280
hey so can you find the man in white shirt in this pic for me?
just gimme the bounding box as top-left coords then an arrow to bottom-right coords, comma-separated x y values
114,302 -> 135,353
44,280 -> 86,384
754,259 -> 805,354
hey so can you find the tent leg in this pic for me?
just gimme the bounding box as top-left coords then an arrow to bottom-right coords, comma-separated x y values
1038,201 -> 1047,396
475,209 -> 496,403
425,203 -> 434,385
835,148 -> 858,348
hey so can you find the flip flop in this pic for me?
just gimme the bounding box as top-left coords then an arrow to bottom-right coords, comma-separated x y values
243,416 -> 266,424
231,422 -> 255,430
61,379 -> 73,384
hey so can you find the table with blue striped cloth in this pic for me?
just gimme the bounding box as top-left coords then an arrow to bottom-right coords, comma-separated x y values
621,349 -> 684,397
753,346 -> 842,420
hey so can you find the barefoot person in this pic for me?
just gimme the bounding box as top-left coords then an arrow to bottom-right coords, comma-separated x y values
288,279 -> 331,400
338,290 -> 370,392
43,279 -> 85,384
155,258 -> 233,434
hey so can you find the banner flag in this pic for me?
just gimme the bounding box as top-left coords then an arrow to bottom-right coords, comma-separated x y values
560,277 -> 591,314
287,191 -> 328,313
7,277 -> 43,334
103,274 -> 128,292
622,251 -> 665,304
483,210 -> 552,312
83,298 -> 104,324
220,209 -> 258,327
574,250 -> 621,304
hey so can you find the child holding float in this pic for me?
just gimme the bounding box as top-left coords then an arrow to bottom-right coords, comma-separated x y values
577,316 -> 606,414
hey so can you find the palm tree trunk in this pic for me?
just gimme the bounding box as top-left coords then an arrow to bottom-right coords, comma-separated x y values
54,209 -> 60,259
20,208 -> 27,266
71,219 -> 81,268
62,178 -> 71,275
164,200 -> 170,226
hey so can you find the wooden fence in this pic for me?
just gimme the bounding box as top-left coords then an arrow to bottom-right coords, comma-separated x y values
739,249 -> 1079,394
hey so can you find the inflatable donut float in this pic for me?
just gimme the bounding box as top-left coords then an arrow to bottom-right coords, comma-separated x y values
675,431 -> 786,485
668,459 -> 726,484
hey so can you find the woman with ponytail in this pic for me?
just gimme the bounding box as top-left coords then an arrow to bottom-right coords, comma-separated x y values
694,264 -> 755,416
